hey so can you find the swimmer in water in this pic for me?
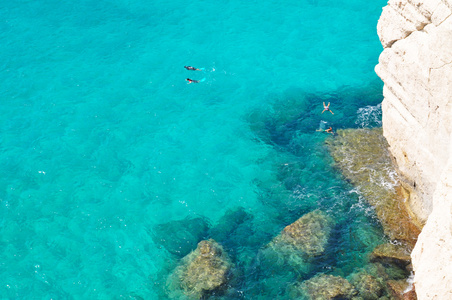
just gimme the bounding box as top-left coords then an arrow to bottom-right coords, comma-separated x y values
321,102 -> 334,115
184,66 -> 200,71
186,78 -> 199,84
316,126 -> 334,134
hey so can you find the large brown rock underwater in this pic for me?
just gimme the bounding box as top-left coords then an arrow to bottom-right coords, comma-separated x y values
325,128 -> 420,245
166,239 -> 234,299
257,210 -> 333,277
289,273 -> 358,299
325,128 -> 419,299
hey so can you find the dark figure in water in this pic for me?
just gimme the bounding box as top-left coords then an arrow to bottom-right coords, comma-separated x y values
186,78 -> 199,84
184,66 -> 200,71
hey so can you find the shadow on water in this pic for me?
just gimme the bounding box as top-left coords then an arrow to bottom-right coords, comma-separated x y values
151,82 -> 416,299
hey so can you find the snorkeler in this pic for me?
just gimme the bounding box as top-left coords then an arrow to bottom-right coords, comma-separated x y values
186,78 -> 199,84
184,66 -> 200,71
316,126 -> 334,134
321,102 -> 334,115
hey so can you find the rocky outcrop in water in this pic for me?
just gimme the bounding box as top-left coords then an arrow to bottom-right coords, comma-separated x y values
370,243 -> 412,268
167,239 -> 233,299
291,274 -> 357,299
326,128 -> 420,245
257,210 -> 332,279
269,209 -> 332,256
375,0 -> 452,298
349,271 -> 384,300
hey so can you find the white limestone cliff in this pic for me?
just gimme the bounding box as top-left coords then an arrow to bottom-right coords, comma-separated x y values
375,0 -> 452,299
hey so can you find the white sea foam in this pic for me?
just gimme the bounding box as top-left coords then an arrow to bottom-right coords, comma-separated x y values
356,103 -> 382,128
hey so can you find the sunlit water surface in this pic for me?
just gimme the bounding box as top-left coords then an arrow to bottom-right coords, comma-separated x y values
0,0 -> 389,298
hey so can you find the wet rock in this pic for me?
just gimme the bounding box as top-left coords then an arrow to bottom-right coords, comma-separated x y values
294,274 -> 357,299
270,209 -> 332,257
256,210 -> 332,279
153,216 -> 209,257
370,243 -> 412,268
367,261 -> 411,282
387,279 -> 416,300
326,128 -> 421,245
167,239 -> 233,299
349,271 -> 384,300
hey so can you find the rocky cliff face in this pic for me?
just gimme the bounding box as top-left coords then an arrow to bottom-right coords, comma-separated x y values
375,0 -> 452,299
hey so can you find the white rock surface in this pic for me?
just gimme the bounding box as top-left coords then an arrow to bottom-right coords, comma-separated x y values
411,155 -> 452,299
376,1 -> 452,225
376,0 -> 452,298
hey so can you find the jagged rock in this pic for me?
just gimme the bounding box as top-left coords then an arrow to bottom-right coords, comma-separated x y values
370,243 -> 412,267
376,7 -> 452,298
349,271 -> 384,300
167,239 -> 233,299
294,274 -> 357,300
387,279 -> 416,300
411,163 -> 452,299
152,216 -> 209,257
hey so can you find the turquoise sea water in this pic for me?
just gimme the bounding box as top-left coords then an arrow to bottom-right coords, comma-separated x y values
1,0 -> 388,298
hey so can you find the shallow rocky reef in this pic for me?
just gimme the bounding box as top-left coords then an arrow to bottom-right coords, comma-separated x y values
326,128 -> 420,246
326,127 -> 419,299
290,273 -> 357,299
167,239 -> 234,299
257,209 -> 332,277
268,209 -> 332,257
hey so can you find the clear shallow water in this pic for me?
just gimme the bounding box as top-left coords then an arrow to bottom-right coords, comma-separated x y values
0,0 -> 387,298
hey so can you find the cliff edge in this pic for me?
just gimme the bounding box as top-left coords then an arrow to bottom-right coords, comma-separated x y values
375,0 -> 452,299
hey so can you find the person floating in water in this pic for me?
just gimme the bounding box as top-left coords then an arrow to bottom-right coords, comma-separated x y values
316,126 -> 334,134
184,66 -> 200,71
321,102 -> 334,115
186,78 -> 199,84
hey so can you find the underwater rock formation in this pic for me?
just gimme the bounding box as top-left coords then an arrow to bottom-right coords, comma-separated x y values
347,262 -> 413,300
376,0 -> 452,298
167,239 -> 233,299
256,210 -> 332,281
326,128 -> 420,245
292,274 -> 357,299
370,243 -> 412,268
208,207 -> 254,250
349,271 -> 384,300
152,216 -> 209,257
268,209 -> 332,257
387,279 -> 416,300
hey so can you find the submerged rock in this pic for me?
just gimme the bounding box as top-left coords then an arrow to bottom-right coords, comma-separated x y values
349,271 -> 384,300
167,239 -> 233,299
153,216 -> 209,257
387,279 -> 416,300
347,262 -> 412,299
370,243 -> 412,268
256,210 -> 332,279
293,274 -> 357,299
209,207 -> 253,246
270,209 -> 332,256
326,128 -> 421,245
